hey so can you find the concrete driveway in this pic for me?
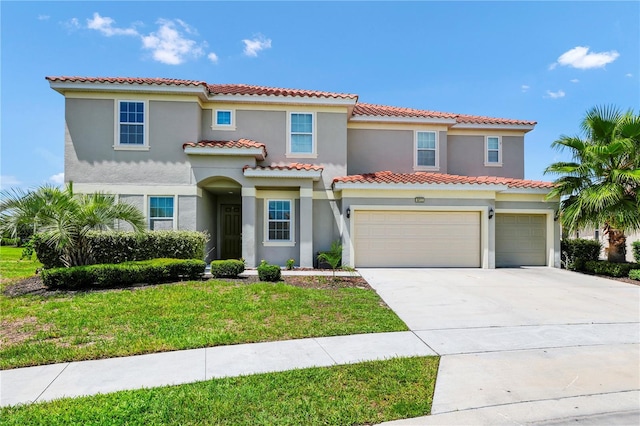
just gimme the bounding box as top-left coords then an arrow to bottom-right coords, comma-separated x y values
359,267 -> 640,425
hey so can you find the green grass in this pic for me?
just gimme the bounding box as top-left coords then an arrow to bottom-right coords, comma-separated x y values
1,279 -> 407,369
0,357 -> 439,425
0,246 -> 42,288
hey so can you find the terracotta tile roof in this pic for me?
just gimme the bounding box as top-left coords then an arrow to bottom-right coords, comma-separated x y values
353,102 -> 536,126
353,103 -> 458,120
333,171 -> 553,189
209,84 -> 358,100
243,163 -> 324,172
46,76 -> 208,88
183,139 -> 266,150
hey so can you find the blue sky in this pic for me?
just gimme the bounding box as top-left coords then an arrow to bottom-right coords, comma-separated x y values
1,1 -> 638,190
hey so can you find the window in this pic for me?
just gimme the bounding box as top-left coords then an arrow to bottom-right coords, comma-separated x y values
289,113 -> 314,155
415,131 -> 438,169
149,196 -> 174,230
485,136 -> 502,166
216,110 -> 232,126
118,101 -> 145,146
267,200 -> 292,242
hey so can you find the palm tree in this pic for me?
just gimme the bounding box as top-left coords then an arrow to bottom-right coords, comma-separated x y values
0,182 -> 146,267
545,105 -> 640,262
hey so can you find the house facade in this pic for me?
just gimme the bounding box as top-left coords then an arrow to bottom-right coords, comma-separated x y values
47,76 -> 560,269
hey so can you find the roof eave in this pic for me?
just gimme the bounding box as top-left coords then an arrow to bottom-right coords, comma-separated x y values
184,146 -> 266,160
451,123 -> 536,132
244,169 -> 322,181
349,115 -> 457,125
48,81 -> 209,99
332,182 -> 510,191
209,94 -> 357,106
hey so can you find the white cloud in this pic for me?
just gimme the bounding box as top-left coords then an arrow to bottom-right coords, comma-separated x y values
521,85 -> 530,92
545,89 -> 566,99
570,78 -> 579,83
87,12 -> 138,37
141,19 -> 205,65
0,175 -> 22,190
242,35 -> 272,57
207,52 -> 219,63
626,73 -> 633,77
551,46 -> 619,70
62,17 -> 80,31
38,15 -> 50,21
49,173 -> 65,185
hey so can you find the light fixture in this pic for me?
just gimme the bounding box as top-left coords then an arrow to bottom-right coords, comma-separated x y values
346,207 -> 351,219
488,207 -> 494,219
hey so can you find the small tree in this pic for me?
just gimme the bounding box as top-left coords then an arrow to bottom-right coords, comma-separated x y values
317,240 -> 342,280
0,183 -> 145,267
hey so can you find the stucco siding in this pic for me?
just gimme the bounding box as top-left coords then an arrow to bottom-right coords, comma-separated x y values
117,194 -> 144,231
312,198 -> 342,257
65,99 -> 199,185
448,135 -> 524,178
347,129 -> 414,175
178,195 -> 197,231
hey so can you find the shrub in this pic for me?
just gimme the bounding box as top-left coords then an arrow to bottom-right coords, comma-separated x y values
632,241 -> 640,264
35,231 -> 207,269
210,259 -> 245,278
41,258 -> 206,289
286,258 -> 295,270
629,269 -> 640,280
584,260 -> 639,278
257,260 -> 281,282
561,238 -> 602,271
0,237 -> 19,246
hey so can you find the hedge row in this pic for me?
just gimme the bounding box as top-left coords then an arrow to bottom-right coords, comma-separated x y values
629,269 -> 640,281
210,259 -> 245,278
561,238 -> 601,271
41,258 -> 206,289
633,241 -> 640,264
34,231 -> 207,269
583,260 -> 640,278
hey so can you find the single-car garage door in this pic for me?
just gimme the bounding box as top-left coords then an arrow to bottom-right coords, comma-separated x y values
495,213 -> 546,267
354,211 -> 480,267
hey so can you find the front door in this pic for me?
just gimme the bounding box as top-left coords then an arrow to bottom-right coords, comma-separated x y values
221,205 -> 242,259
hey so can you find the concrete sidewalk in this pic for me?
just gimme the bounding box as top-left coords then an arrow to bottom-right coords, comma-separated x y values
0,331 -> 435,407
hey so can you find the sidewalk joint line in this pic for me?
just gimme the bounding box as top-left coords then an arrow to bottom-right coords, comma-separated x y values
34,362 -> 71,403
410,330 -> 440,356
312,338 -> 338,365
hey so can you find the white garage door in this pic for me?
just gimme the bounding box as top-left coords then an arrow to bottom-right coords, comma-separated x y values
354,211 -> 481,267
495,214 -> 546,267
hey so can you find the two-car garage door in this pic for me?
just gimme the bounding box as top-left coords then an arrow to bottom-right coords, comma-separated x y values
354,211 -> 481,267
353,210 -> 547,268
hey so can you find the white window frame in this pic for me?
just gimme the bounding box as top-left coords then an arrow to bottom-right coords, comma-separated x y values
485,136 -> 502,167
148,195 -> 177,230
114,100 -> 149,151
211,109 -> 236,130
414,130 -> 439,171
264,199 -> 295,246
286,112 -> 317,158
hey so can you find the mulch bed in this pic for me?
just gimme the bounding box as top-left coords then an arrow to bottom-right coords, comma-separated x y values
2,273 -> 371,297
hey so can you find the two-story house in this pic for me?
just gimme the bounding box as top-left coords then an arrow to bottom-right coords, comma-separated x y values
47,76 -> 560,269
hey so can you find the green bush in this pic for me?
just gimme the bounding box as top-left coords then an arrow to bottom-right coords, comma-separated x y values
632,241 -> 640,264
584,260 -> 639,278
561,238 -> 602,271
629,269 -> 640,280
257,260 -> 281,282
35,231 -> 207,269
210,259 -> 245,278
0,237 -> 19,246
41,258 -> 206,289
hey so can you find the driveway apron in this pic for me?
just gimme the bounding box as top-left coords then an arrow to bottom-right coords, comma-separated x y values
360,267 -> 640,425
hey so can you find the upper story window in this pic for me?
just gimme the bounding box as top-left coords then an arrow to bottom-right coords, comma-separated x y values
149,196 -> 175,230
118,101 -> 145,146
266,199 -> 293,244
485,136 -> 502,166
216,110 -> 232,126
415,131 -> 438,170
288,112 -> 316,157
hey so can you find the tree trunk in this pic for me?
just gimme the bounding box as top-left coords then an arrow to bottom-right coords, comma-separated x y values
607,229 -> 627,263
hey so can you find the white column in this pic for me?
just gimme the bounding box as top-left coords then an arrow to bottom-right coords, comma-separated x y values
241,187 -> 256,268
299,187 -> 313,268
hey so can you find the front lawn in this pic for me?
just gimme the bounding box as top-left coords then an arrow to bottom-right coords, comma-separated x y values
1,278 -> 407,369
0,246 -> 42,289
0,357 -> 439,425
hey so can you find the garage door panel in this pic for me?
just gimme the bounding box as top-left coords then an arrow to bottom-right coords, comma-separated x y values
354,211 -> 480,268
496,213 -> 546,267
